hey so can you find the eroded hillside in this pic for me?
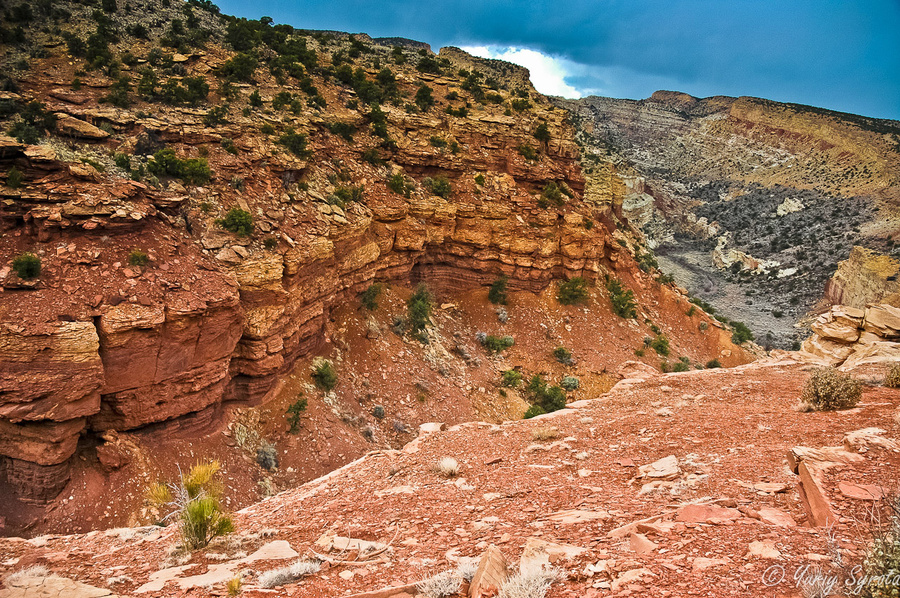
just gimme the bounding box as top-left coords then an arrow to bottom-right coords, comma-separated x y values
558,91 -> 900,348
0,1 -> 748,534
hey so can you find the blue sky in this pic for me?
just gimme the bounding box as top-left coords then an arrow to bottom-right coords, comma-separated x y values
214,0 -> 900,120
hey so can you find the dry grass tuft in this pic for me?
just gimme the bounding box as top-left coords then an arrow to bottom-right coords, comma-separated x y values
258,559 -> 321,589
497,565 -> 560,598
433,457 -> 460,478
417,570 -> 462,598
6,566 -> 50,586
530,427 -> 560,442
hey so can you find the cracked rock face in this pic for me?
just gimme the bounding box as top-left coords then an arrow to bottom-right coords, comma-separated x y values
0,35 -> 626,503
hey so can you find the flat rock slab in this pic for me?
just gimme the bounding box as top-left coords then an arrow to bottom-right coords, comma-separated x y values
757,507 -> 797,527
638,455 -> 680,480
519,537 -> 586,569
838,481 -> 884,500
547,509 -> 611,524
676,504 -> 742,524
0,574 -> 119,598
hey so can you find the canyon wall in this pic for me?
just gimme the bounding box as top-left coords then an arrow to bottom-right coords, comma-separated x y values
0,59 -> 625,502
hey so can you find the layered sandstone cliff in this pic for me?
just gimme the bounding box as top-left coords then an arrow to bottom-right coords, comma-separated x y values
0,29 -> 632,503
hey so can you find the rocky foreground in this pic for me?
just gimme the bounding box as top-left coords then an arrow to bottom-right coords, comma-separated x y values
0,353 -> 897,598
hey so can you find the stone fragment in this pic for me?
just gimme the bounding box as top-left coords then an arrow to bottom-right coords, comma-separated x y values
838,481 -> 884,501
757,508 -> 797,528
747,540 -> 781,560
469,545 -> 508,598
628,533 -> 658,555
637,455 -> 680,480
675,504 -> 741,524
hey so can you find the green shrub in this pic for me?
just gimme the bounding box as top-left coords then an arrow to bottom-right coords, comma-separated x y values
560,376 -> 579,391
203,106 -> 228,126
445,106 -> 468,117
474,173 -> 485,186
128,249 -> 149,267
260,123 -> 275,136
5,167 -> 23,189
8,101 -> 56,144
263,237 -> 277,250
414,84 -> 434,111
482,335 -> 514,354
429,136 -> 448,150
152,461 -> 234,550
705,359 -> 722,369
423,176 -> 452,199
416,55 -> 442,74
553,347 -> 574,365
360,283 -> 382,311
686,305 -> 696,317
12,252 -> 40,279
699,321 -> 709,331
606,278 -> 637,318
800,367 -> 861,411
180,495 -> 234,550
362,148 -> 383,165
216,208 -> 254,236
312,360 -> 338,391
518,144 -> 539,161
102,75 -> 131,108
372,405 -> 385,419
540,181 -> 568,207
218,52 -> 257,82
387,173 -> 413,197
501,369 -> 522,388
533,122 -> 550,143
672,360 -> 690,372
329,185 -> 364,208
114,153 -> 131,171
557,277 -> 589,305
523,404 -> 546,419
406,284 -> 433,336
488,275 -> 508,305
327,121 -> 355,143
510,98 -> 530,111
278,129 -> 310,157
730,321 -> 754,345
158,76 -> 209,106
650,335 -> 670,356
147,149 -> 211,185
525,374 -> 566,415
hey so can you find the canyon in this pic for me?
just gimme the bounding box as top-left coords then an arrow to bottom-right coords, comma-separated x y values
0,1 -> 898,597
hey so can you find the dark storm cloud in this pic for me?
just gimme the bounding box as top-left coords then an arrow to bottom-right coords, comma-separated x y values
215,0 -> 900,120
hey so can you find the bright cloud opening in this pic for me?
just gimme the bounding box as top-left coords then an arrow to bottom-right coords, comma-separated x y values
460,45 -> 583,98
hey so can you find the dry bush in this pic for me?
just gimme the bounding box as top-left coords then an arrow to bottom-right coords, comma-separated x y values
800,367 -> 862,411
498,565 -> 560,598
858,494 -> 900,598
884,363 -> 900,388
257,559 -> 321,588
230,410 -> 262,452
417,570 -> 462,598
530,427 -> 559,442
433,457 -> 460,478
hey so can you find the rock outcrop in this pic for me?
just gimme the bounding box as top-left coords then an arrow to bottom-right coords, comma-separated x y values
0,30 -> 647,504
801,303 -> 900,370
824,245 -> 900,309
